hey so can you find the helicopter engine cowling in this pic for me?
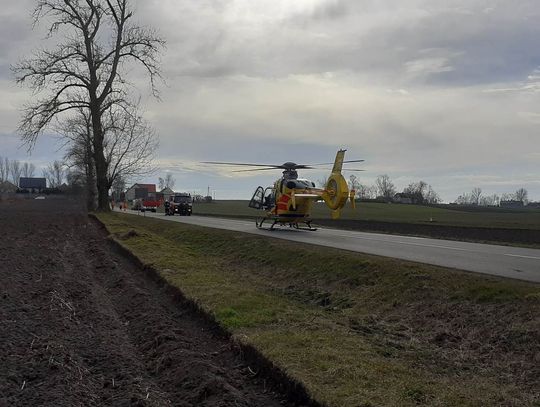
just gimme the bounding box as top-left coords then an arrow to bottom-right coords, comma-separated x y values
323,172 -> 349,210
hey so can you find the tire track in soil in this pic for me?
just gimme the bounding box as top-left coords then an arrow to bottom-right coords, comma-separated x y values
0,199 -> 299,407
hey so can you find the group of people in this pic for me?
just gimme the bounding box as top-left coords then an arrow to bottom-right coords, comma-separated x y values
111,201 -> 128,211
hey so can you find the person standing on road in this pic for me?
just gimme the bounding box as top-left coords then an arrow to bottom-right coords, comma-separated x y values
164,199 -> 170,215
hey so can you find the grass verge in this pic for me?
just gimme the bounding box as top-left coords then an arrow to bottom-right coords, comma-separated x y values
193,200 -> 540,229
97,212 -> 540,407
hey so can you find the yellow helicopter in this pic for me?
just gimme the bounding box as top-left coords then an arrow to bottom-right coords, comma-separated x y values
204,149 -> 363,230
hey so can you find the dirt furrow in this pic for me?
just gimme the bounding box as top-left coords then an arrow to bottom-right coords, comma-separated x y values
0,198 -> 293,407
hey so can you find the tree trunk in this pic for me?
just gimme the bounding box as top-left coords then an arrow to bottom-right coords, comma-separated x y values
85,141 -> 97,211
91,108 -> 110,212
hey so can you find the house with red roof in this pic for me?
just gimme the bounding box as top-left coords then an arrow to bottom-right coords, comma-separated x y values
125,183 -> 157,202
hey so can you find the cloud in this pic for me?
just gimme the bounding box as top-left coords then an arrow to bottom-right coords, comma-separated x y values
2,0 -> 540,202
133,0 -> 540,87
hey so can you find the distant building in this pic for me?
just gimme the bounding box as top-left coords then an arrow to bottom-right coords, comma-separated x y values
0,180 -> 18,193
500,200 -> 524,209
160,187 -> 174,201
19,177 -> 47,193
393,193 -> 413,204
527,202 -> 540,209
125,183 -> 157,201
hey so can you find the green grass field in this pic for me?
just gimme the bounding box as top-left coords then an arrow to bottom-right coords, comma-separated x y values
192,200 -> 540,229
98,212 -> 540,407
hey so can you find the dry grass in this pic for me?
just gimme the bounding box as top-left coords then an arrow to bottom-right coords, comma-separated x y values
98,212 -> 540,407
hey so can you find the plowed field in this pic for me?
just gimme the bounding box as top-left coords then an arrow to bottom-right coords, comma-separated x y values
0,198 -> 296,407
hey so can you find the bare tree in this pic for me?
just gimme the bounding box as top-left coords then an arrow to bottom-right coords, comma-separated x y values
10,160 -> 23,186
479,194 -> 500,206
58,108 -> 97,207
355,184 -> 369,199
159,173 -> 175,190
104,109 -> 158,188
455,193 -> 471,205
348,174 -> 360,192
66,168 -> 85,186
0,157 -> 9,182
471,187 -> 482,205
375,174 -> 396,199
514,188 -> 528,204
424,185 -> 440,204
14,0 -> 165,211
317,176 -> 329,188
22,162 -> 36,178
402,181 -> 440,204
111,174 -> 126,201
368,185 -> 378,199
60,105 -> 156,209
403,181 -> 427,204
43,160 -> 65,188
355,183 -> 377,200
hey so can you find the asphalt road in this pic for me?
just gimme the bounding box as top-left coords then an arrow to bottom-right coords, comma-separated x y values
118,210 -> 540,283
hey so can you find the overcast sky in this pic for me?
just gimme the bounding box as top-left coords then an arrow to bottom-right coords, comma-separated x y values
1,0 -> 539,201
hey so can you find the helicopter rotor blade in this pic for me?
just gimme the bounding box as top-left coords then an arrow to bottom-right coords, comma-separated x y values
202,161 -> 282,168
232,167 -> 282,172
293,165 -> 315,169
203,161 -> 316,170
310,159 -> 365,166
230,165 -> 318,172
300,167 -> 365,171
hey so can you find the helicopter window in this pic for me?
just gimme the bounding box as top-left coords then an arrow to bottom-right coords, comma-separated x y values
264,188 -> 275,207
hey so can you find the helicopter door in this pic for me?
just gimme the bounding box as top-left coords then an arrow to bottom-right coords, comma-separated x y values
263,187 -> 275,209
248,186 -> 265,209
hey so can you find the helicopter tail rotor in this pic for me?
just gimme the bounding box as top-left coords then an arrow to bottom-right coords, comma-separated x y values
321,150 -> 350,212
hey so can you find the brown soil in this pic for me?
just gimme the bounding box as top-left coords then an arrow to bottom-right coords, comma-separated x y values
0,198 -> 301,407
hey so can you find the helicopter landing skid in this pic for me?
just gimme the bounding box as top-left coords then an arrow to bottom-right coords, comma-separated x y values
255,217 -> 277,230
292,221 -> 318,231
255,217 -> 317,231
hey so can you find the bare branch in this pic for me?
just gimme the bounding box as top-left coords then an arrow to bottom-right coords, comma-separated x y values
15,0 -> 164,211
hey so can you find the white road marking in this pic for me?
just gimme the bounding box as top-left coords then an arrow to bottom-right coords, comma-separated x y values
331,232 -> 475,252
504,254 -> 540,260
332,233 -> 388,241
396,241 -> 476,252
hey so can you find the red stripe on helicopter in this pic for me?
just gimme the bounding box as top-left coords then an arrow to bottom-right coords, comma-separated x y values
277,194 -> 290,210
